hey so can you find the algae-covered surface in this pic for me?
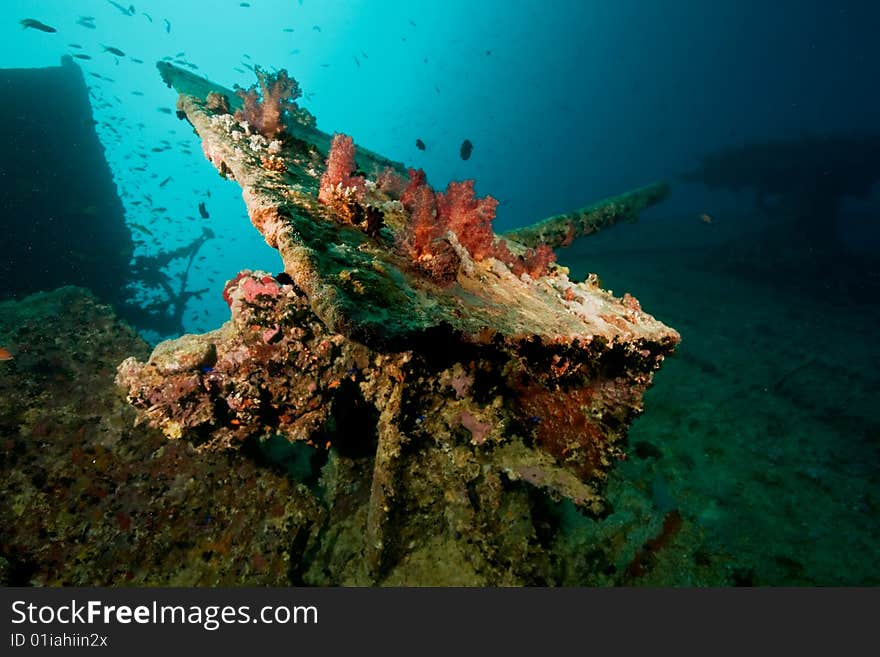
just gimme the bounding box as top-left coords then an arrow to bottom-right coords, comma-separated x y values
0,33 -> 877,586
2,250 -> 877,585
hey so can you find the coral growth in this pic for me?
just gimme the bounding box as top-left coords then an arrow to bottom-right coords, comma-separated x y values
398,168 -> 556,282
234,67 -> 301,138
205,91 -> 230,114
318,133 -> 366,208
316,142 -> 555,283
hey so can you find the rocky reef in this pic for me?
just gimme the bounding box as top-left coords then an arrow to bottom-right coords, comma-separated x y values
114,63 -> 680,583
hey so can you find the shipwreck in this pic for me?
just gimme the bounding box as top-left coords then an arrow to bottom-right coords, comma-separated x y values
116,63 -> 680,584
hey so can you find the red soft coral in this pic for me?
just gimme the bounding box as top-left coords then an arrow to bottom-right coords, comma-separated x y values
435,180 -> 497,260
234,67 -> 301,138
397,169 -> 460,283
318,133 -> 366,207
398,169 -> 555,282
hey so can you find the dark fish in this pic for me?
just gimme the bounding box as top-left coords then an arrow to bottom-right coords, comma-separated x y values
108,1 -> 134,16
282,27 -> 295,32
102,45 -> 126,57
240,2 -> 251,6
159,176 -> 172,187
164,18 -> 171,33
415,138 -> 425,151
157,107 -> 172,114
72,54 -> 92,60
198,201 -> 210,219
312,25 -> 321,32
141,12 -> 153,22
130,58 -> 144,63
130,222 -> 153,236
409,20 -> 417,27
20,18 -> 57,33
354,56 -> 360,68
131,90 -> 143,95
76,16 -> 96,29
460,139 -> 473,160
69,43 -> 83,48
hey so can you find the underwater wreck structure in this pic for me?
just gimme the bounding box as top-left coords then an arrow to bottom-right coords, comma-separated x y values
682,133 -> 880,260
117,63 -> 680,583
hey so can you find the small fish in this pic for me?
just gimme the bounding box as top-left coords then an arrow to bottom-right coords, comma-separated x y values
240,2 -> 251,6
76,16 -> 96,29
0,347 -> 14,361
415,138 -> 425,151
20,18 -> 57,33
107,1 -> 134,16
141,12 -> 153,22
459,139 -> 473,160
72,54 -> 92,60
312,25 -> 321,32
354,56 -> 360,68
69,43 -> 83,48
164,18 -> 171,33
159,176 -> 172,187
130,222 -> 153,236
282,27 -> 295,33
699,213 -> 713,224
102,45 -> 126,57
198,201 -> 210,218
157,107 -> 172,114
130,58 -> 144,63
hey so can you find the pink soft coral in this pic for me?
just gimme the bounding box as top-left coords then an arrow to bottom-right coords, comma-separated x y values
318,133 -> 366,206
398,169 -> 555,282
436,180 -> 498,261
234,67 -> 301,138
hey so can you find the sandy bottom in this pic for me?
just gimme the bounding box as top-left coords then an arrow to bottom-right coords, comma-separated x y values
557,212 -> 880,584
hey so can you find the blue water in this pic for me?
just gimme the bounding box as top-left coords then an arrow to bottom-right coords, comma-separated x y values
4,0 -> 878,336
2,0 -> 880,586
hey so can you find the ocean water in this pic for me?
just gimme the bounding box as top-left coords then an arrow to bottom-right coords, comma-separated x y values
0,0 -> 878,585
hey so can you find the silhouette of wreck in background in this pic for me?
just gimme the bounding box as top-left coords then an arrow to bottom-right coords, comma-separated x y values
683,133 -> 880,266
0,57 -> 132,304
0,56 -> 211,338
